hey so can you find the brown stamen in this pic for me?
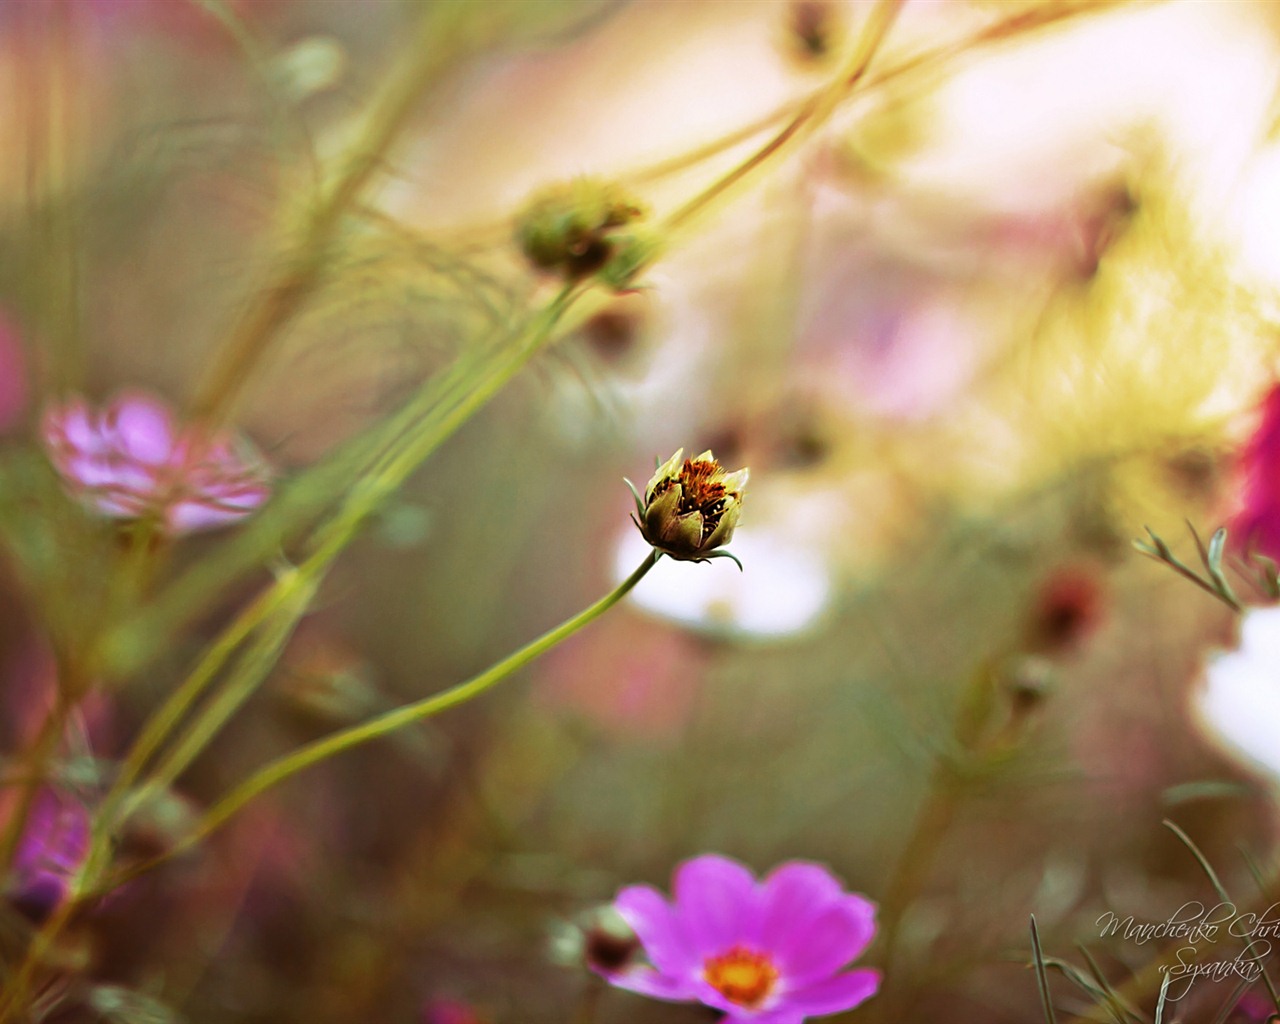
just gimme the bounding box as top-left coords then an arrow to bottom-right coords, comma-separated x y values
677,459 -> 729,539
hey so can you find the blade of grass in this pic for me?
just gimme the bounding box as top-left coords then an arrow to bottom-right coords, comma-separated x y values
1032,916 -> 1059,1024
1163,819 -> 1231,904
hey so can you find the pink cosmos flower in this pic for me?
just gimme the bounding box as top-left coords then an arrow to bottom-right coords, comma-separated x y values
43,391 -> 271,534
601,854 -> 879,1024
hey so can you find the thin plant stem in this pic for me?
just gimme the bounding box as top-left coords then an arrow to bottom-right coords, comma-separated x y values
118,574 -> 319,822
1062,882 -> 1280,1024
0,288 -> 581,1021
571,975 -> 607,1024
662,0 -> 904,235
0,690 -> 70,873
190,2 -> 481,426
868,759 -> 961,1021
0,886 -> 79,1022
1031,916 -> 1060,1024
441,0 -> 1142,252
94,287 -> 576,856
90,572 -> 311,848
110,549 -> 662,888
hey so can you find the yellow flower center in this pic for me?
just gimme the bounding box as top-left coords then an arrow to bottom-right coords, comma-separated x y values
703,945 -> 779,1008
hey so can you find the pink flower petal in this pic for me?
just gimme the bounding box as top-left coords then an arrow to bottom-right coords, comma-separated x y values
606,965 -> 699,1002
674,854 -> 759,954
775,896 -> 877,984
168,500 -> 254,532
110,394 -> 175,465
614,884 -> 698,977
752,861 -> 845,947
781,968 -> 881,1016
45,401 -> 93,453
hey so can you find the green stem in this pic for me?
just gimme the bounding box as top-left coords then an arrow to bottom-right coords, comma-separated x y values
190,2 -> 476,425
108,549 -> 661,888
662,0 -> 903,234
118,574 -> 318,824
0,888 -> 78,1022
868,762 -> 961,1023
98,286 -> 575,835
89,576 -> 304,855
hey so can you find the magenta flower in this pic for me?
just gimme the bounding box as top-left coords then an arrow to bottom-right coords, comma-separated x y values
601,855 -> 879,1023
43,391 -> 271,534
1235,382 -> 1280,560
6,788 -> 91,923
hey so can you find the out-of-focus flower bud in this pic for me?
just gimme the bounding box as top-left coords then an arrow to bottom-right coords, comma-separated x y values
628,449 -> 748,567
581,905 -> 641,974
547,904 -> 641,975
516,179 -> 646,283
1024,564 -> 1105,655
6,788 -> 91,923
785,0 -> 841,64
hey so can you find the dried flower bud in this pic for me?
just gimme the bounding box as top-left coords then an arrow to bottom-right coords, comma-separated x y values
786,0 -> 840,62
627,449 -> 748,567
516,179 -> 646,283
582,907 -> 641,973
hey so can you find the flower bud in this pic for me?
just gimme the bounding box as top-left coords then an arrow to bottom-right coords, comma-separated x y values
516,179 -> 646,283
581,906 -> 641,973
627,449 -> 748,566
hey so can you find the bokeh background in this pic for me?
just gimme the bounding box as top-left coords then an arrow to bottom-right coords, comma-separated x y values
4,1 -> 1280,1022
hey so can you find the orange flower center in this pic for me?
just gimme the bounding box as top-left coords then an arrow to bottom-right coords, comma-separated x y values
650,458 -> 731,541
703,946 -> 779,1008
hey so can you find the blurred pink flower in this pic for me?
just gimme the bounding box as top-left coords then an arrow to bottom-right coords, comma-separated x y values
1229,990 -> 1276,1022
602,854 -> 879,1023
421,999 -> 488,1024
43,391 -> 271,534
1025,563 -> 1106,655
1233,382 -> 1280,559
6,787 -> 90,923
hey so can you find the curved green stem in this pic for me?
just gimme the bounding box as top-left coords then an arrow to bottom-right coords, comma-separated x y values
661,0 -> 903,234
190,2 -> 486,426
109,549 -> 661,887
